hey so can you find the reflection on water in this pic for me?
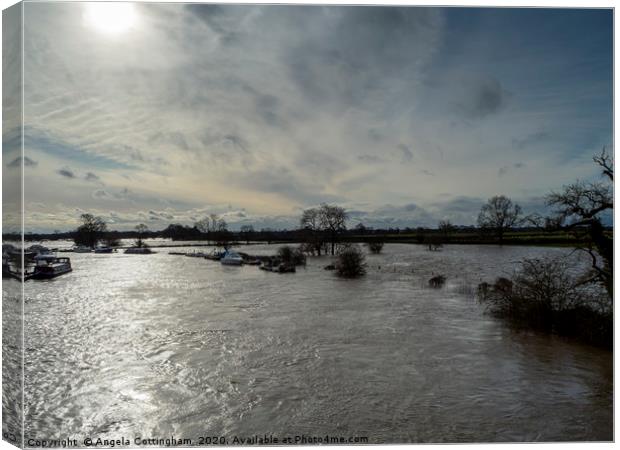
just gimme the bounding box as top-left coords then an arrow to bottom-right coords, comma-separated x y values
3,274 -> 23,447
16,243 -> 612,443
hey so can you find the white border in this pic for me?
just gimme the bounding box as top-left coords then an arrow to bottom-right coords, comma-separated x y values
0,2 -> 616,450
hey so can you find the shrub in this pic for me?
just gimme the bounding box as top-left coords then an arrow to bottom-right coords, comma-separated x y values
277,245 -> 307,266
335,245 -> 366,278
366,241 -> 385,254
478,257 -> 612,348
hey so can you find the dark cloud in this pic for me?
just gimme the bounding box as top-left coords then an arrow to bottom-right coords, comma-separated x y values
85,172 -> 100,182
367,129 -> 384,142
358,154 -> 384,163
455,75 -> 506,119
285,7 -> 442,107
254,93 -> 283,127
498,162 -> 526,176
185,4 -> 246,44
92,187 -> 132,201
57,167 -> 76,178
398,144 -> 414,162
512,131 -> 550,149
199,130 -> 252,164
25,126 -> 135,170
6,156 -> 38,168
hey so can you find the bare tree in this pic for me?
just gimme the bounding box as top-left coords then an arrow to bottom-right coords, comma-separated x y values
477,195 -> 522,244
240,225 -> 254,244
195,214 -> 227,244
300,207 -> 325,256
134,223 -> 148,248
546,147 -> 613,297
318,204 -> 348,256
73,213 -> 107,249
438,219 -> 455,240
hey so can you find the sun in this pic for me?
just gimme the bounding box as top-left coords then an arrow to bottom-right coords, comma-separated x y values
84,3 -> 137,35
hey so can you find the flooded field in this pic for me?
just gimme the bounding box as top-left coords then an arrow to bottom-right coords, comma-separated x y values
4,242 -> 613,444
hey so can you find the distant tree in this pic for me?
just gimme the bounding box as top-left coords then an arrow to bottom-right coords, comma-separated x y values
195,214 -> 227,244
427,236 -> 443,251
103,234 -> 121,248
73,213 -> 107,249
354,223 -> 367,234
318,203 -> 348,256
438,220 -> 455,237
162,224 -> 201,240
240,225 -> 255,244
214,229 -> 233,250
300,207 -> 326,256
546,147 -> 613,298
477,195 -> 522,244
414,227 -> 427,244
134,223 -> 148,248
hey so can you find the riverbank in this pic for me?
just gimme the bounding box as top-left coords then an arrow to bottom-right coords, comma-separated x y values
9,227 -> 612,249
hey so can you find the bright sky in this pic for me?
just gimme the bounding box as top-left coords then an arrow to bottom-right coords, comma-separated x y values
2,3 -> 613,232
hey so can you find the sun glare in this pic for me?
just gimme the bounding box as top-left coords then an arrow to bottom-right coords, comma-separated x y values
84,3 -> 137,35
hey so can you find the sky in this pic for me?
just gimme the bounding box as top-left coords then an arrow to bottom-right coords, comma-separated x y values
2,3 -> 613,232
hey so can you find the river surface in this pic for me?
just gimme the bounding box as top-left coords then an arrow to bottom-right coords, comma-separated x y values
3,242 -> 613,444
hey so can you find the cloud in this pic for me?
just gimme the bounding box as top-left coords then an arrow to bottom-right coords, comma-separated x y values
398,144 -> 414,162
85,172 -> 101,182
453,75 -> 507,119
6,156 -> 38,168
91,188 -> 131,201
240,166 -> 346,205
17,4 -> 612,232
498,162 -> 526,177
57,167 -> 76,178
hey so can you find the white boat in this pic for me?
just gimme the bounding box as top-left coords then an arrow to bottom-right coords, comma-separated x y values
220,250 -> 243,266
73,245 -> 92,253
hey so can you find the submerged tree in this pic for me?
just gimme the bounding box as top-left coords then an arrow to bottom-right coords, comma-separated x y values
300,204 -> 348,256
134,223 -> 148,248
73,213 -> 107,249
546,148 -> 613,298
318,204 -> 348,256
300,207 -> 326,256
477,195 -> 522,244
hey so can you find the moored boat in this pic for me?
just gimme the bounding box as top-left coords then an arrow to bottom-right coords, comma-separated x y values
73,245 -> 92,253
31,254 -> 72,279
94,246 -> 114,253
125,247 -> 153,254
220,250 -> 243,266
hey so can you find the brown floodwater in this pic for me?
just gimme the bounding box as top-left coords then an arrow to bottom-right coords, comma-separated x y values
2,242 -> 613,445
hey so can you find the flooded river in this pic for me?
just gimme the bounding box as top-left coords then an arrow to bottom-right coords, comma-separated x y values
3,243 -> 613,444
